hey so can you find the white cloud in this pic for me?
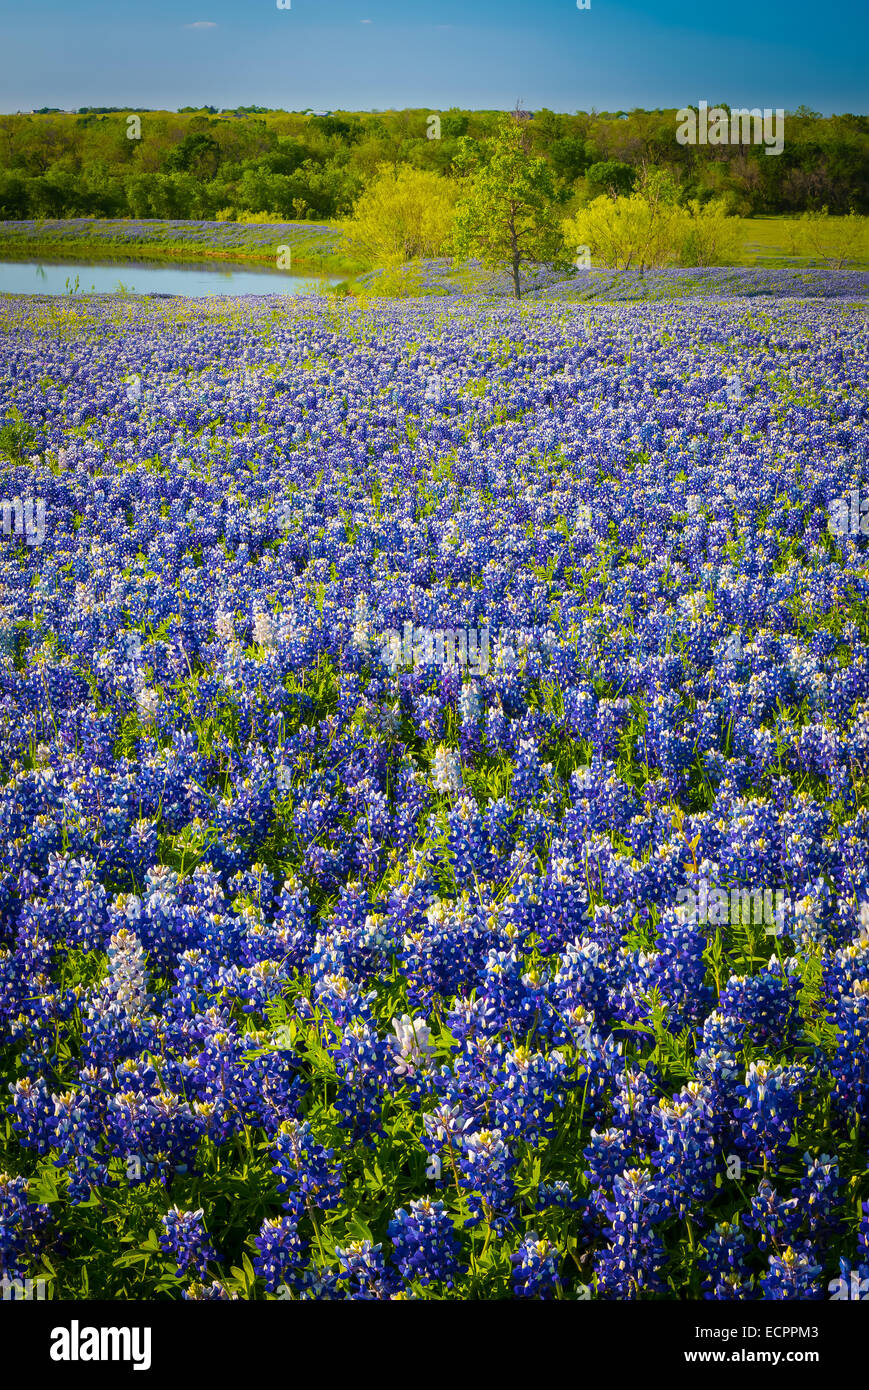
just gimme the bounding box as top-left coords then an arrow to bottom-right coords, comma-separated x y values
185,21 -> 217,29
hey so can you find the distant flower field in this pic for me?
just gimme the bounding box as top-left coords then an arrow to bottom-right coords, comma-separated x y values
353,260 -> 869,301
0,218 -> 348,273
0,282 -> 867,1301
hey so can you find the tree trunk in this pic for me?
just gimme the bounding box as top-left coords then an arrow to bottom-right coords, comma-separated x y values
509,210 -> 522,300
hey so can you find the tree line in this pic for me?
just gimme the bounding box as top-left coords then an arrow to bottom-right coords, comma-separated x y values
341,119 -> 866,300
0,105 -> 865,222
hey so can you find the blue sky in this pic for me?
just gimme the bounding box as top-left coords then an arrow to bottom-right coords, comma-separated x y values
1,0 -> 865,114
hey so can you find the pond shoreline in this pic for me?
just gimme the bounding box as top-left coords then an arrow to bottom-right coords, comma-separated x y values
0,239 -> 356,273
0,255 -> 346,298
0,220 -> 365,278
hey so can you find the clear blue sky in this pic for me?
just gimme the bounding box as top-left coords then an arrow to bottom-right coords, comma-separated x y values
1,0 -> 865,115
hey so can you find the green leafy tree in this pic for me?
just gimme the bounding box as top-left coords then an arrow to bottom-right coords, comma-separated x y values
451,115 -> 566,299
165,132 -> 221,180
549,136 -> 589,183
797,208 -> 869,268
564,170 -> 738,272
341,163 -> 457,265
586,159 -> 636,197
441,111 -> 469,139
0,171 -> 30,218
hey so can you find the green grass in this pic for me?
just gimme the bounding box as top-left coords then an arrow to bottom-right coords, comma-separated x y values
735,214 -> 869,267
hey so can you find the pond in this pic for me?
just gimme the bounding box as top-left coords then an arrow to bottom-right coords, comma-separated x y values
0,258 -> 343,298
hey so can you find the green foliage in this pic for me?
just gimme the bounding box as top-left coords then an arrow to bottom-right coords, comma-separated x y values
451,116 -> 568,299
549,136 -> 591,182
796,208 -> 869,268
165,132 -> 222,179
0,106 -> 865,227
0,408 -> 39,466
677,197 -> 741,265
564,172 -> 740,272
341,163 -> 458,266
586,159 -> 637,197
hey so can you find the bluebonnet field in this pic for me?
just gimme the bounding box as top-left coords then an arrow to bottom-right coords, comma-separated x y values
0,281 -> 868,1302
355,262 -> 869,302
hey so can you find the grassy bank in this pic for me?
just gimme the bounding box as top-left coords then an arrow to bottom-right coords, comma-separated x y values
0,218 -> 367,277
